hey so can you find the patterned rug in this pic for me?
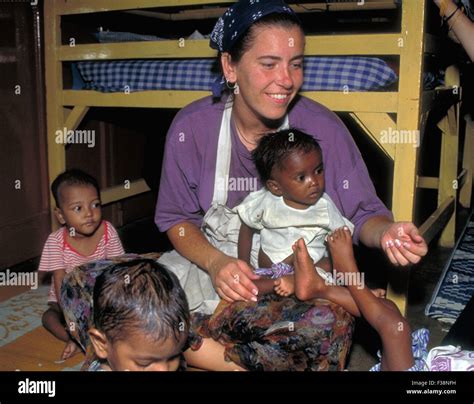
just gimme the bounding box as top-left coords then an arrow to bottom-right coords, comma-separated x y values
425,214 -> 474,324
0,285 -> 83,370
0,285 -> 49,347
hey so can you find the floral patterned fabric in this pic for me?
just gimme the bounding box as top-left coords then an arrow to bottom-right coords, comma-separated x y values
191,294 -> 354,371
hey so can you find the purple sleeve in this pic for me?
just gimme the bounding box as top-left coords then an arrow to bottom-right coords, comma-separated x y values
324,119 -> 393,244
155,112 -> 205,233
335,156 -> 393,244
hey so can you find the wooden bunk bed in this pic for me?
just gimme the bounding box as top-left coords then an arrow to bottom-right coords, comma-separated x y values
43,0 -> 470,315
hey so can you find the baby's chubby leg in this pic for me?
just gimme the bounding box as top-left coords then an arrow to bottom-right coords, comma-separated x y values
292,240 -> 329,301
292,238 -> 362,316
327,227 -> 414,370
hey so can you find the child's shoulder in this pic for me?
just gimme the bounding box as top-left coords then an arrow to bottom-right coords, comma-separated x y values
44,226 -> 66,245
237,188 -> 272,207
103,220 -> 119,235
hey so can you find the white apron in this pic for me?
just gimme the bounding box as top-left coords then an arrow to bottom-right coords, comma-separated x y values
158,98 -> 288,314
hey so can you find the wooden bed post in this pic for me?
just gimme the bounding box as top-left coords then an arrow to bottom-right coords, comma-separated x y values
459,115 -> 474,208
387,0 -> 426,316
438,65 -> 461,247
44,0 -> 66,231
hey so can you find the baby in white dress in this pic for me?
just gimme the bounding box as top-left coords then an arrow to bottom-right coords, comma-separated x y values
235,129 -> 384,312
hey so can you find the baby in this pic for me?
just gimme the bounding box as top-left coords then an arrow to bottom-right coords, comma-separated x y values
88,259 -> 190,371
236,129 -> 384,315
38,169 -> 124,360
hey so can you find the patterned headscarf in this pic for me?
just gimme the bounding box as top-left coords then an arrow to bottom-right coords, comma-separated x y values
210,0 -> 297,52
210,0 -> 298,97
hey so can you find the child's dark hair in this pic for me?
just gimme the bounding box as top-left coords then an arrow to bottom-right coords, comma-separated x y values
51,169 -> 100,208
252,129 -> 322,183
93,259 -> 190,345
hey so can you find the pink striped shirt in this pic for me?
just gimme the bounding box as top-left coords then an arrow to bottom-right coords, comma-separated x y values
38,220 -> 125,302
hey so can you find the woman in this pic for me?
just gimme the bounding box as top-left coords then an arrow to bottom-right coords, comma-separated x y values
155,0 -> 427,371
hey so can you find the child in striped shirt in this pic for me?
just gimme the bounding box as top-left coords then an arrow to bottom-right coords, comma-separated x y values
38,169 -> 124,360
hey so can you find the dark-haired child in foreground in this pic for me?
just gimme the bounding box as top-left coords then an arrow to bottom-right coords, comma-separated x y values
236,129 -> 384,316
88,259 -> 190,371
295,229 -> 418,371
38,169 -> 124,360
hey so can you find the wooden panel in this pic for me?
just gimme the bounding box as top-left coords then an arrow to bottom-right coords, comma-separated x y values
101,179 -> 151,206
60,41 -> 217,61
63,90 -> 398,112
0,4 -> 50,267
438,65 -> 460,247
459,115 -> 474,208
125,2 -> 398,21
64,105 -> 89,131
55,0 -> 235,15
55,0 -> 397,16
418,196 -> 455,245
63,89 -> 210,108
305,34 -> 401,56
59,34 -> 402,61
0,212 -> 50,269
350,112 -> 396,160
437,109 -> 459,247
44,0 -> 66,230
416,176 -> 439,190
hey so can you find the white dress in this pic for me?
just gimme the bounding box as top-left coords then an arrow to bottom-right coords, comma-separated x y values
235,188 -> 354,264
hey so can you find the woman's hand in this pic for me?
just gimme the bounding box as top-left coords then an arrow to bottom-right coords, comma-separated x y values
208,253 -> 260,302
380,222 -> 428,266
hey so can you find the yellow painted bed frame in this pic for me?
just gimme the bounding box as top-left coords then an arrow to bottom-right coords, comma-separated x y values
43,0 -> 470,315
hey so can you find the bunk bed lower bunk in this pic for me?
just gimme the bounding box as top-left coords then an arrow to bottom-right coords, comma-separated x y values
44,0 -> 469,317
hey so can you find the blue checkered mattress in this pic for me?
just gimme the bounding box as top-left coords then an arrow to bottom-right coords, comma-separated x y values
73,57 -> 397,93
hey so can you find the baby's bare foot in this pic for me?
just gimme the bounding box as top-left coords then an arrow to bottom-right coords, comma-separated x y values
274,275 -> 295,297
327,227 -> 358,274
61,340 -> 82,360
293,238 -> 328,301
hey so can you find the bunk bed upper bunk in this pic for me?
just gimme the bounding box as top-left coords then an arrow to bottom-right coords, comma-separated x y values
44,0 -> 466,314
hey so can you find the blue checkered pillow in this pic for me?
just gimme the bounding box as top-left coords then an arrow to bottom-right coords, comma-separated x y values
76,57 -> 397,92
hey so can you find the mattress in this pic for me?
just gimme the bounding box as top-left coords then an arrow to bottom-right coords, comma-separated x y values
73,56 -> 398,93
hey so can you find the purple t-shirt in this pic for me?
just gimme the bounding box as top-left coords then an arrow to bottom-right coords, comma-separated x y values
155,95 -> 392,243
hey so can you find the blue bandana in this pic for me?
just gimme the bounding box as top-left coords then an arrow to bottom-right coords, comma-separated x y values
210,0 -> 298,97
210,0 -> 297,52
